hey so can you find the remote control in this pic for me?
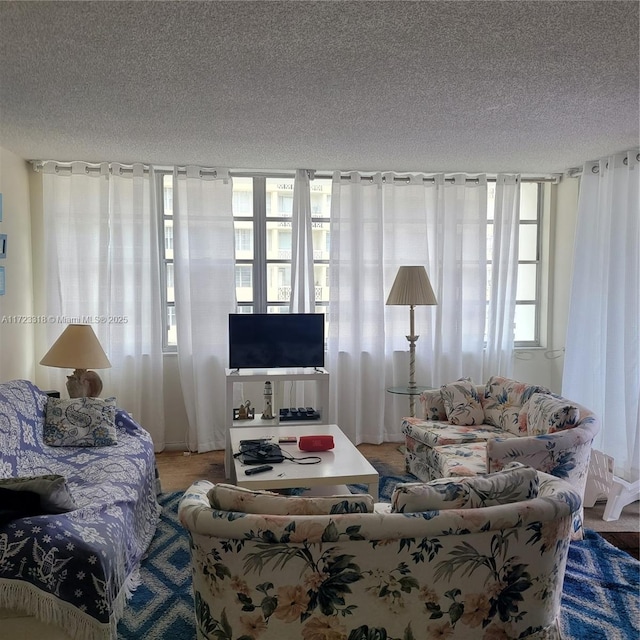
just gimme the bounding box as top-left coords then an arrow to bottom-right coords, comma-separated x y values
244,464 -> 273,475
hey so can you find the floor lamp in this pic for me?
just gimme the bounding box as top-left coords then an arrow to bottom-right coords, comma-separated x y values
386,266 -> 437,415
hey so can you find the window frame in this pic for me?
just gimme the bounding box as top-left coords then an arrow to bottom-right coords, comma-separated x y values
515,182 -> 543,347
158,172 -> 544,352
157,171 -> 176,352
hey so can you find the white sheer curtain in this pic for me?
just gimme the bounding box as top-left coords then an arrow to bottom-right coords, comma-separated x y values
563,150 -> 640,481
290,169 -> 315,313
485,174 -> 521,376
328,172 -> 494,444
430,175 -> 488,384
172,167 -> 236,452
289,169 -> 317,407
39,161 -> 165,447
328,173 -> 387,444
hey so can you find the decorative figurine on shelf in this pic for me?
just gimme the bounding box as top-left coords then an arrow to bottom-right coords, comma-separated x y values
261,381 -> 274,420
233,400 -> 254,420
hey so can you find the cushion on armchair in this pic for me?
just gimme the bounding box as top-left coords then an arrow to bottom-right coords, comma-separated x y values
391,463 -> 539,512
440,378 -> 484,425
526,392 -> 580,435
482,376 -> 550,435
208,483 -> 375,514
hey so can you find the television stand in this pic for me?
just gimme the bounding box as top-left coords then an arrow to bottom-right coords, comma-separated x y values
224,367 -> 330,478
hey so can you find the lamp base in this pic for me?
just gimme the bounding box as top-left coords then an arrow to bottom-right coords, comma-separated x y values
66,369 -> 103,398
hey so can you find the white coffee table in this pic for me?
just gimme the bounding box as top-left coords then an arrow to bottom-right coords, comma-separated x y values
228,424 -> 380,500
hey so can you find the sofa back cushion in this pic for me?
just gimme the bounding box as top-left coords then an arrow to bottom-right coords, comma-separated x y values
391,464 -> 539,512
526,393 -> 580,435
440,379 -> 484,425
208,483 -> 374,515
483,376 -> 550,435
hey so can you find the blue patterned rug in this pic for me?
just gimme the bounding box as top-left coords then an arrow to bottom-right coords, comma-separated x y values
117,488 -> 640,640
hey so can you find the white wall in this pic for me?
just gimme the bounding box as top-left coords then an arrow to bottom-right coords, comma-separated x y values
0,147 -> 35,382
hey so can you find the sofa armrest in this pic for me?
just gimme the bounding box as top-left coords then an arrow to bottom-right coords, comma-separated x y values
487,425 -> 597,483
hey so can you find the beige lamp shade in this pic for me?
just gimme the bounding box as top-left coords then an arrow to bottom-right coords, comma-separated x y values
386,266 -> 437,306
40,324 -> 111,370
386,266 -> 437,412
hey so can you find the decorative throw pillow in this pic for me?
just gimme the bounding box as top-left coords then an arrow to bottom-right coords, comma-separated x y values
440,378 -> 484,425
527,392 -> 580,435
0,474 -> 77,513
391,464 -> 539,512
419,389 -> 447,421
44,396 -> 117,446
483,376 -> 550,434
208,483 -> 374,515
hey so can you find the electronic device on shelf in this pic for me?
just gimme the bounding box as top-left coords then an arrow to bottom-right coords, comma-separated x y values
279,407 -> 321,421
228,313 -> 325,370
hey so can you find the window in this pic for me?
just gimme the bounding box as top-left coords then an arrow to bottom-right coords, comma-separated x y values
277,193 -> 293,216
235,265 -> 252,289
159,174 -> 176,349
487,181 -> 543,346
232,190 -> 252,215
231,176 -> 331,317
159,172 -> 542,351
235,228 -> 252,253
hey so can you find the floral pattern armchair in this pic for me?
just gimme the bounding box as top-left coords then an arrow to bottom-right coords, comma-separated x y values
179,470 -> 580,640
402,376 -> 600,539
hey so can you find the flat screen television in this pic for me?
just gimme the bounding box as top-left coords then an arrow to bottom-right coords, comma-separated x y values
228,313 -> 325,370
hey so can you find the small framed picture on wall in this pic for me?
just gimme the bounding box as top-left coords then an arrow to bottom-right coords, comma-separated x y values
0,234 -> 6,259
0,266 -> 5,295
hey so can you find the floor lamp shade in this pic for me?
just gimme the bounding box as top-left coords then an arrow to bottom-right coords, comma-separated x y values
386,266 -> 437,415
40,324 -> 111,398
386,266 -> 437,307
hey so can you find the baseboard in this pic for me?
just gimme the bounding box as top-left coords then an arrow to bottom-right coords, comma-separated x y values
161,442 -> 191,452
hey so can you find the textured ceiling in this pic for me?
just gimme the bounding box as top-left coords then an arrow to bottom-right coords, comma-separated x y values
0,1 -> 638,174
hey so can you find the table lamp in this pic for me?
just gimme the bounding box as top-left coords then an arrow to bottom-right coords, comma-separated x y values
386,266 -> 437,395
40,324 -> 112,398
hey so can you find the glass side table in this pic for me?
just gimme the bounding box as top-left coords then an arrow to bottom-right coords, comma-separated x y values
386,385 -> 433,418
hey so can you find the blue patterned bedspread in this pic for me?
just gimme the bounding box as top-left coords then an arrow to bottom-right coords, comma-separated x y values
0,380 -> 160,640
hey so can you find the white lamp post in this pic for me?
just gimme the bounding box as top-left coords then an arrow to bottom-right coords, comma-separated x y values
386,266 -> 437,415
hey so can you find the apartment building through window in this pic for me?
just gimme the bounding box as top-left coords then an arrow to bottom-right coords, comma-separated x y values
159,174 -> 543,351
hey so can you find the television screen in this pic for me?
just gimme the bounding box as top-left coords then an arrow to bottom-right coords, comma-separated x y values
229,313 -> 325,369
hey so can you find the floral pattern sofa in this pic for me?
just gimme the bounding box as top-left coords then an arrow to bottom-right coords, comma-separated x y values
401,376 -> 600,539
179,466 -> 581,640
0,379 -> 160,640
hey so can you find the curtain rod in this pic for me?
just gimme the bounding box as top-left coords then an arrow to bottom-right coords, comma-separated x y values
315,173 -> 560,184
31,161 -> 560,184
